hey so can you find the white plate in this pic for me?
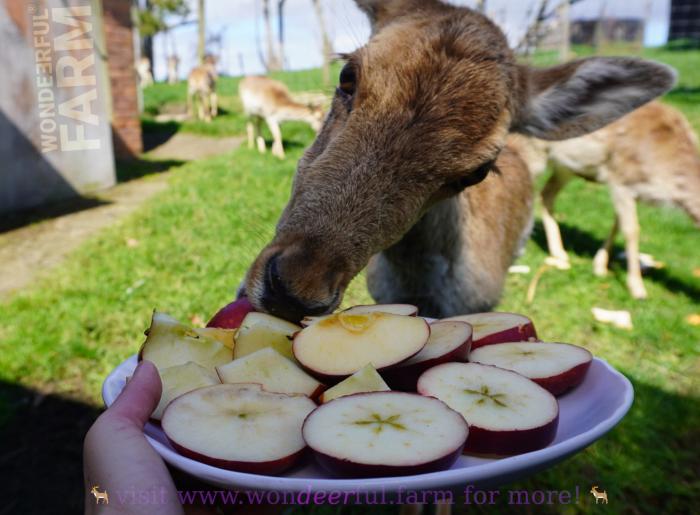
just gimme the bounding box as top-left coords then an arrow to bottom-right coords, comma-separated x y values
103,355 -> 632,492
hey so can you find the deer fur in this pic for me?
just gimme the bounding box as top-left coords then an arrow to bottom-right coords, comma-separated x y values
242,0 -> 675,322
136,56 -> 153,87
187,55 -> 218,122
509,101 -> 700,299
239,76 -> 324,159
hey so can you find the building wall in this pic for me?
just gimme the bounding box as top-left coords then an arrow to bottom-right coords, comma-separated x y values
0,0 -> 116,214
102,0 -> 142,158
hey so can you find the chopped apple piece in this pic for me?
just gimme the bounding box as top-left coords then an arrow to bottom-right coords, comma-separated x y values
192,327 -> 236,350
442,312 -> 537,349
162,384 -> 316,474
233,312 -> 300,361
293,312 -> 429,381
151,362 -> 220,421
207,297 -> 256,329
139,312 -> 232,372
469,341 -> 593,395
319,364 -> 390,403
301,304 -> 418,327
216,348 -> 324,399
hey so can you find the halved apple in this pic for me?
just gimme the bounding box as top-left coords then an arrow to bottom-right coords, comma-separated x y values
162,383 -> 316,474
293,312 -> 429,381
442,312 -> 537,349
303,391 -> 468,477
233,312 -> 300,361
381,321 -> 472,391
301,304 -> 418,327
469,342 -> 593,395
216,348 -> 325,399
139,312 -> 232,371
192,327 -> 236,350
151,361 -> 220,421
417,362 -> 558,455
206,297 -> 256,329
319,364 -> 390,403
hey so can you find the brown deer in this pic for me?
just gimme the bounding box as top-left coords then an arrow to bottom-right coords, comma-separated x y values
590,485 -> 608,504
239,76 -> 324,159
187,55 -> 218,122
509,101 -> 699,299
240,0 -> 675,324
90,485 -> 109,504
136,56 -> 153,87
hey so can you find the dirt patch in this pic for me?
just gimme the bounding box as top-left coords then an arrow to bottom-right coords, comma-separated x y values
147,132 -> 244,161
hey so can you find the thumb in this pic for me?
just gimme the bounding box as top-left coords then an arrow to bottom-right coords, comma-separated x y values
108,360 -> 162,426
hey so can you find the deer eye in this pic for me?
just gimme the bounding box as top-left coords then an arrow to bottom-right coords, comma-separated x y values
338,63 -> 356,96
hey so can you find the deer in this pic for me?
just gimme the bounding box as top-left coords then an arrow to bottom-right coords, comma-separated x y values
167,54 -> 180,85
136,56 -> 153,87
90,485 -> 109,505
239,76 -> 324,159
239,0 -> 674,322
508,100 -> 699,299
590,486 -> 608,504
187,54 -> 219,122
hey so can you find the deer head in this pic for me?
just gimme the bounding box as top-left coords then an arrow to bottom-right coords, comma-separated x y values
243,0 -> 675,321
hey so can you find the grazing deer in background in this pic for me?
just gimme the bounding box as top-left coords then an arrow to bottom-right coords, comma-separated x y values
239,76 -> 324,159
187,55 -> 219,122
240,0 -> 674,325
509,101 -> 699,299
167,55 -> 180,85
590,486 -> 608,504
136,56 -> 153,87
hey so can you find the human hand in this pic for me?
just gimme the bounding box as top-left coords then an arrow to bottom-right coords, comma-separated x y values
83,360 -> 184,514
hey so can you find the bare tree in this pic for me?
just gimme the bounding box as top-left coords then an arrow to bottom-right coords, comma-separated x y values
197,0 -> 205,63
263,0 -> 282,71
558,0 -> 570,61
516,0 -> 550,56
311,0 -> 333,86
475,0 -> 487,14
278,0 -> 288,68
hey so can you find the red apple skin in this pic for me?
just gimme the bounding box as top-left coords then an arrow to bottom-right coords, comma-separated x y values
206,297 -> 255,329
461,414 -> 559,456
531,360 -> 592,396
380,337 -> 472,392
309,444 -> 465,478
472,319 -> 538,350
167,439 -> 308,474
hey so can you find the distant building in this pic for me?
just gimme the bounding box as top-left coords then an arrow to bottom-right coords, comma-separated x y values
570,18 -> 644,46
669,0 -> 700,42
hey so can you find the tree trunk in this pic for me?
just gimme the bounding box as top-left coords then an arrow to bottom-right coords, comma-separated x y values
311,0 -> 333,86
197,0 -> 205,64
278,0 -> 287,69
475,0 -> 487,14
558,0 -> 570,62
263,0 -> 282,71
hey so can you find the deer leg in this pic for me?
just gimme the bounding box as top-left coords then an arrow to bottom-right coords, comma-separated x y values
186,92 -> 193,118
435,500 -> 452,515
203,94 -> 212,122
255,117 -> 266,153
398,504 -> 423,515
611,185 -> 646,299
246,120 -> 255,149
593,216 -> 619,277
266,118 -> 285,159
210,92 -> 218,117
540,167 -> 572,269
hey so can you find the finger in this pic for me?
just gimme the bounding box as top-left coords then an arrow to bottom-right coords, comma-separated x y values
108,360 -> 162,426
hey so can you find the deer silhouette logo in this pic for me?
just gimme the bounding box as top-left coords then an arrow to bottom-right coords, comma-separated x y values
90,485 -> 109,505
590,486 -> 608,504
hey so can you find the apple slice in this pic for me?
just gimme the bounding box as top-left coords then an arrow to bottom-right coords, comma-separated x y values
162,383 -> 316,474
293,312 -> 429,381
151,362 -> 220,421
303,391 -> 468,477
319,364 -> 390,403
233,312 -> 300,361
139,312 -> 232,371
301,304 -> 418,327
442,312 -> 537,349
216,348 -> 325,399
468,342 -> 593,395
417,362 -> 558,455
381,321 -> 472,391
207,297 -> 256,329
192,327 -> 236,350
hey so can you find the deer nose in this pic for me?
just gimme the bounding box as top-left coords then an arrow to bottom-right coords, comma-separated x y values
260,254 -> 331,322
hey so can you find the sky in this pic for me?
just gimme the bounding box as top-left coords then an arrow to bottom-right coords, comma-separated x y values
152,0 -> 671,81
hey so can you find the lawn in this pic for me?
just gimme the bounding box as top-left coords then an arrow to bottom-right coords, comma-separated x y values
1,47 -> 698,514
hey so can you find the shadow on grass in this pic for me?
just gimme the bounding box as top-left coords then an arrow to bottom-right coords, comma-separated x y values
142,120 -> 181,152
0,196 -> 110,234
116,158 -> 185,183
530,221 -> 700,301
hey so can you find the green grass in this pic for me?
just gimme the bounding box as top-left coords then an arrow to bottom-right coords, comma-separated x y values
1,49 -> 699,513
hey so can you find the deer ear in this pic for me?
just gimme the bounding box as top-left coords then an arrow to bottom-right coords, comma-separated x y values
512,57 -> 676,140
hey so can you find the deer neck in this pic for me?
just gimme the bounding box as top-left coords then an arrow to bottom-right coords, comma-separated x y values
275,102 -> 313,123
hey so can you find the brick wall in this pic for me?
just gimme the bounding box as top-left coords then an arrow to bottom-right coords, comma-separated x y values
102,0 -> 142,158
